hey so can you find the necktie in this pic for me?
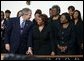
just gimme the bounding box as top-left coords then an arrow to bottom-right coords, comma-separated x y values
21,21 -> 25,28
20,21 -> 25,33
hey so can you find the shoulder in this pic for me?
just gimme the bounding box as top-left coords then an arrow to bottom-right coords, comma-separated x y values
8,17 -> 19,22
26,20 -> 35,28
78,20 -> 83,25
26,20 -> 32,23
69,22 -> 75,31
26,20 -> 33,25
32,19 -> 35,21
45,24 -> 52,31
10,17 -> 18,20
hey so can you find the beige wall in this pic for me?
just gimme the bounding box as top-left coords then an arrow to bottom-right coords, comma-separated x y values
1,1 -> 83,20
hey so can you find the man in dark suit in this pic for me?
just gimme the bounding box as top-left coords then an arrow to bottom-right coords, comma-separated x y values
4,8 -> 33,55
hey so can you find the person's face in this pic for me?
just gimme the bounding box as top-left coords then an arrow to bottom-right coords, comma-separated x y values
60,15 -> 68,24
73,11 -> 79,19
68,9 -> 74,16
5,13 -> 10,18
24,11 -> 32,20
35,13 -> 40,21
36,17 -> 44,26
1,12 -> 4,20
52,8 -> 58,16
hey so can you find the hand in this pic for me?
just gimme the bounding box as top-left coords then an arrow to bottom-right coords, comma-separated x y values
57,45 -> 67,52
1,24 -> 4,29
61,46 -> 67,52
81,43 -> 83,49
5,44 -> 10,51
26,47 -> 33,55
51,51 -> 55,56
57,44 -> 63,50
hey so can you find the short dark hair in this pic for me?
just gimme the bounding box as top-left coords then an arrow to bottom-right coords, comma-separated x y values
5,10 -> 11,13
35,9 -> 42,15
68,6 -> 75,11
52,5 -> 61,14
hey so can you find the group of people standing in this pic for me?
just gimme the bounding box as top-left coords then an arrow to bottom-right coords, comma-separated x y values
1,5 -> 83,55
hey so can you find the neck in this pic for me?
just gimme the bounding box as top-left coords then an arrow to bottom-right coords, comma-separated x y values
70,16 -> 72,19
74,19 -> 78,25
62,22 -> 69,28
53,15 -> 59,20
38,24 -> 44,32
5,17 -> 10,20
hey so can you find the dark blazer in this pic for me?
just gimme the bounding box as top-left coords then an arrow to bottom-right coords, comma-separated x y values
32,24 -> 54,55
72,20 -> 83,54
74,20 -> 83,43
52,21 -> 76,54
32,19 -> 37,25
4,17 -> 33,54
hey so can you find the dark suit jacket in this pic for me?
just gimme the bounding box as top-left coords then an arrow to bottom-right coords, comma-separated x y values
32,24 -> 54,55
4,17 -> 33,54
72,20 -> 83,54
52,21 -> 76,54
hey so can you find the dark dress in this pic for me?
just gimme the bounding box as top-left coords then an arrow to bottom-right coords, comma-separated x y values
32,24 -> 54,55
72,20 -> 83,54
53,22 -> 76,55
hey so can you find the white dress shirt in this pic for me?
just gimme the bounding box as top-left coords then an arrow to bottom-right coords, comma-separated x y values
20,16 -> 24,27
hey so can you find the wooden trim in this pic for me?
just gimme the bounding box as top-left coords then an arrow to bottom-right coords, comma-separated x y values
34,55 -> 83,58
1,54 -> 83,60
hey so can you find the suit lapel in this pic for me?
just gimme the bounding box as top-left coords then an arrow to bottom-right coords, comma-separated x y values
23,21 -> 30,32
15,17 -> 21,34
